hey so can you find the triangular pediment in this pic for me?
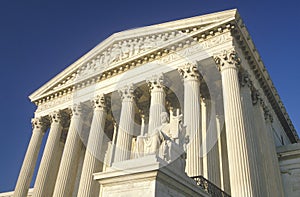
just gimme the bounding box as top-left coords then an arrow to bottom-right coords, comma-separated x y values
29,9 -> 238,103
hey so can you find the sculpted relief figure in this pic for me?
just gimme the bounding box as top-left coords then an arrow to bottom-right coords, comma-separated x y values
136,111 -> 188,171
144,112 -> 170,156
70,32 -> 183,82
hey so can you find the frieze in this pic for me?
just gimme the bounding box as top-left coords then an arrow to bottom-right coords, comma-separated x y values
158,33 -> 232,65
36,94 -> 72,112
51,31 -> 188,93
50,29 -> 232,94
35,25 -> 235,111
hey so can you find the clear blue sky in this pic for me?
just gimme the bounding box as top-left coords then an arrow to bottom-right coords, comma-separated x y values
0,0 -> 299,192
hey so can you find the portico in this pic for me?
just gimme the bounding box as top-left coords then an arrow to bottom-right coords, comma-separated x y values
10,9 -> 299,197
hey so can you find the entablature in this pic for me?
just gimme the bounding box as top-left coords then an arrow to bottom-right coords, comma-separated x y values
31,23 -> 236,107
29,9 -> 298,143
231,13 -> 299,142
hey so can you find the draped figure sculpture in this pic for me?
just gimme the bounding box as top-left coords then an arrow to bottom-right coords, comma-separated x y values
136,110 -> 188,171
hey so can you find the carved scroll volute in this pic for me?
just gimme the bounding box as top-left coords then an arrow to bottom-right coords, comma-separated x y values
146,73 -> 165,92
239,70 -> 252,88
119,84 -> 135,102
70,103 -> 88,118
31,117 -> 49,133
178,62 -> 201,81
92,94 -> 106,111
214,49 -> 241,72
49,110 -> 68,127
251,89 -> 273,122
251,89 -> 261,106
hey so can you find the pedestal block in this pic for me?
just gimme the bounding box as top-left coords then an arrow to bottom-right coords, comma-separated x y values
94,155 -> 209,197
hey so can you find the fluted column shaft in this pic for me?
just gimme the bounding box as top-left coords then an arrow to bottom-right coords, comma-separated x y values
33,111 -> 66,197
264,114 -> 285,197
114,85 -> 136,162
147,74 -> 166,134
239,72 -> 265,196
178,63 -> 201,177
77,94 -> 107,197
214,50 -> 261,197
53,104 -> 84,197
205,101 -> 221,187
216,114 -> 231,193
252,91 -> 284,197
201,97 -> 207,178
14,117 -> 48,197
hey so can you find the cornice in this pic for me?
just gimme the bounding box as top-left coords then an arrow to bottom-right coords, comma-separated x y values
232,13 -> 299,142
28,9 -> 298,143
32,20 -> 236,108
277,143 -> 300,160
29,9 -> 237,102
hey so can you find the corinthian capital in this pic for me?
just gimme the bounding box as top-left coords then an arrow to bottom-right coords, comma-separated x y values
263,105 -> 274,123
178,62 -> 201,81
239,70 -> 252,88
146,73 -> 165,91
49,110 -> 68,126
214,49 -> 241,71
93,94 -> 106,110
119,84 -> 135,102
31,117 -> 49,132
70,103 -> 87,117
251,89 -> 261,105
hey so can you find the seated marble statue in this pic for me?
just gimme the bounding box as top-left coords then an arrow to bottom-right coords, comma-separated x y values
136,111 -> 187,165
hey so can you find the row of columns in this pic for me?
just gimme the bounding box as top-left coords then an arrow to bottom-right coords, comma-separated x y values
214,49 -> 284,197
14,49 -> 282,197
33,111 -> 67,197
14,99 -> 108,197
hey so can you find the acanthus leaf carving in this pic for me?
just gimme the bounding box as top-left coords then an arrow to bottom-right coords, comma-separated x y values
239,70 -> 252,88
31,117 -> 49,132
92,94 -> 106,111
147,73 -> 166,92
214,49 -> 241,71
119,84 -> 135,102
178,62 -> 201,81
49,110 -> 69,127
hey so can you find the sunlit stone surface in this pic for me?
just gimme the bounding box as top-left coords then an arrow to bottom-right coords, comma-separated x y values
1,9 -> 299,197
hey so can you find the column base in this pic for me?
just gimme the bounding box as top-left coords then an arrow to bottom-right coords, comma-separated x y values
93,155 -> 209,197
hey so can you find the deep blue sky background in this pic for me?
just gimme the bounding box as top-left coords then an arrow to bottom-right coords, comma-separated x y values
0,0 -> 299,192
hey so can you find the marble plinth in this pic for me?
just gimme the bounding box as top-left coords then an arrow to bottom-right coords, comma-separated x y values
93,155 -> 209,197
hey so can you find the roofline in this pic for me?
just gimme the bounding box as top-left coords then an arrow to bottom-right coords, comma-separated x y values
28,9 -> 299,142
29,9 -> 237,100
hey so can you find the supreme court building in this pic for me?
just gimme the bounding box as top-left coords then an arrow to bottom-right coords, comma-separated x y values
1,9 -> 300,197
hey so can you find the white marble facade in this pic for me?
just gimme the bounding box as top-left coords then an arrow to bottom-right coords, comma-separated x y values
4,9 -> 299,197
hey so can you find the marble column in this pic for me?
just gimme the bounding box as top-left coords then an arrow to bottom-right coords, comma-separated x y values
33,111 -> 67,197
77,94 -> 107,197
201,97 -> 207,178
252,90 -> 285,197
239,71 -> 265,195
114,85 -> 136,162
52,103 -> 85,197
205,100 -> 221,187
14,117 -> 48,197
178,62 -> 202,177
216,114 -> 231,193
72,144 -> 86,197
108,121 -> 118,166
214,49 -> 262,197
147,74 -> 166,134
